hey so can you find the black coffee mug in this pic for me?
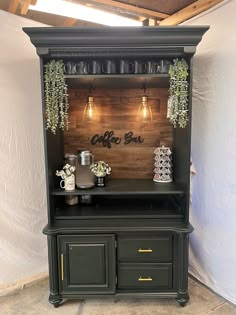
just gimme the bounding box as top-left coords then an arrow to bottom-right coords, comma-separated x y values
134,60 -> 147,74
73,61 -> 88,75
64,61 -> 75,75
120,60 -> 134,74
159,60 -> 171,73
147,61 -> 161,74
89,60 -> 101,74
102,60 -> 116,74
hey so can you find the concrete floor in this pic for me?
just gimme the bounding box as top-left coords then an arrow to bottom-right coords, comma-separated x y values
0,277 -> 236,315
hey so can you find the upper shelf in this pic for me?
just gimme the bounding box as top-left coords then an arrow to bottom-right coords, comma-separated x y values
65,74 -> 169,89
51,179 -> 185,196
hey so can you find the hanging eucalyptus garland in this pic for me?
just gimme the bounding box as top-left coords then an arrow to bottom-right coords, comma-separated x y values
44,60 -> 69,134
167,58 -> 189,128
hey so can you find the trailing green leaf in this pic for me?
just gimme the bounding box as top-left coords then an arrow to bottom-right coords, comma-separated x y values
44,60 -> 69,134
168,58 -> 189,128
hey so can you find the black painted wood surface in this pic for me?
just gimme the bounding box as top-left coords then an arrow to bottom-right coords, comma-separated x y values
118,263 -> 173,290
23,26 -> 209,57
58,235 -> 116,294
118,235 -> 172,262
51,179 -> 185,195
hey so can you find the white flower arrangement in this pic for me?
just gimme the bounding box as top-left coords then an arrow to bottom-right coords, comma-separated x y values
56,164 -> 76,179
90,161 -> 111,177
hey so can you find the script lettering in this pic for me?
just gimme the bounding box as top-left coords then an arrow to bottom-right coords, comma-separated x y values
90,130 -> 144,148
124,131 -> 144,145
90,131 -> 121,149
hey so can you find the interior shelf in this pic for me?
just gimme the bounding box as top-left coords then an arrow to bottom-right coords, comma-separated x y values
51,179 -> 185,197
65,74 -> 169,88
54,197 -> 183,220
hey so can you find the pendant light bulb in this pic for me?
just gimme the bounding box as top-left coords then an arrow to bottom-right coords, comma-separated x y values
83,90 -> 97,121
137,89 -> 152,122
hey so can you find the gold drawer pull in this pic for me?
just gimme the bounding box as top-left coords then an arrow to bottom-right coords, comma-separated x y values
138,248 -> 153,253
61,254 -> 64,281
138,277 -> 153,282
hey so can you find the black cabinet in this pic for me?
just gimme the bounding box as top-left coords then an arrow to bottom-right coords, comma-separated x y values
58,235 -> 116,294
23,26 -> 209,308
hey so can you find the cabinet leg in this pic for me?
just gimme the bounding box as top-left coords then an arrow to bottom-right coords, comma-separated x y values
176,292 -> 189,307
176,233 -> 190,307
49,293 -> 63,308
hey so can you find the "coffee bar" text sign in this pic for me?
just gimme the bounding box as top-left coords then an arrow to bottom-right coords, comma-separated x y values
90,130 -> 144,149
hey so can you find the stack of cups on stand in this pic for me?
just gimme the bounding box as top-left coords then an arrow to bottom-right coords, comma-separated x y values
153,146 -> 172,183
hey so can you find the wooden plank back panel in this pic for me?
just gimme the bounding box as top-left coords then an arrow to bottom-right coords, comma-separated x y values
64,87 -> 173,179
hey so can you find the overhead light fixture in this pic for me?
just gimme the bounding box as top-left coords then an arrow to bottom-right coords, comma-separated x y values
29,0 -> 142,26
83,88 -> 97,121
137,88 -> 153,122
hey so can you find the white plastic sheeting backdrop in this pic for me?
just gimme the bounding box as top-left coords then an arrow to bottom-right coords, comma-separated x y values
0,11 -> 48,294
0,1 -> 236,304
185,0 -> 236,305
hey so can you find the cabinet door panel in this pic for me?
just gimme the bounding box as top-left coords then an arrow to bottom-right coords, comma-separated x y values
58,235 -> 115,294
68,244 -> 106,285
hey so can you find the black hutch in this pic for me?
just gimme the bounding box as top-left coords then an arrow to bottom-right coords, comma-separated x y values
23,26 -> 208,307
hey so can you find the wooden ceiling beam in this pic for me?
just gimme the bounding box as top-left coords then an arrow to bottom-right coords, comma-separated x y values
159,0 -> 224,25
8,0 -> 20,13
89,0 -> 169,19
20,0 -> 32,15
63,18 -> 78,26
142,19 -> 157,27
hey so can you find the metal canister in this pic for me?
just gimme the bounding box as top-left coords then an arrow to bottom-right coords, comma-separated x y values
65,154 -> 77,167
79,150 -> 94,166
76,150 -> 95,190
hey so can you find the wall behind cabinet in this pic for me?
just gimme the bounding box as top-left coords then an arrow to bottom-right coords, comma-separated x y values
185,0 -> 236,305
0,11 -> 48,294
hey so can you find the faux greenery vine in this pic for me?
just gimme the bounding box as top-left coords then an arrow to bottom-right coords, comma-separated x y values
44,60 -> 69,134
168,58 -> 189,128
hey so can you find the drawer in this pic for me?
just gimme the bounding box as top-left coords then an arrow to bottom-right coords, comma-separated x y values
117,236 -> 172,262
118,263 -> 172,289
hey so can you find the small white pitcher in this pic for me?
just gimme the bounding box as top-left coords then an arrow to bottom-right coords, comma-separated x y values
60,174 -> 75,191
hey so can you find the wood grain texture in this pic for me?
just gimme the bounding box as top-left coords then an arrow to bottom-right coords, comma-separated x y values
88,0 -> 169,19
118,0 -> 196,15
8,0 -> 19,13
159,0 -> 223,25
142,18 -> 157,26
20,0 -> 31,14
63,18 -> 78,26
64,87 -> 173,179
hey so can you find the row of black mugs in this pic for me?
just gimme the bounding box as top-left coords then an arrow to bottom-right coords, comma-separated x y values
64,59 -> 171,75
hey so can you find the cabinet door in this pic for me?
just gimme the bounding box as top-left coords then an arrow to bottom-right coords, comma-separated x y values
58,235 -> 116,294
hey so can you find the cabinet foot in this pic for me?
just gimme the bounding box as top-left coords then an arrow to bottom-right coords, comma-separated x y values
176,292 -> 189,307
49,294 -> 63,308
